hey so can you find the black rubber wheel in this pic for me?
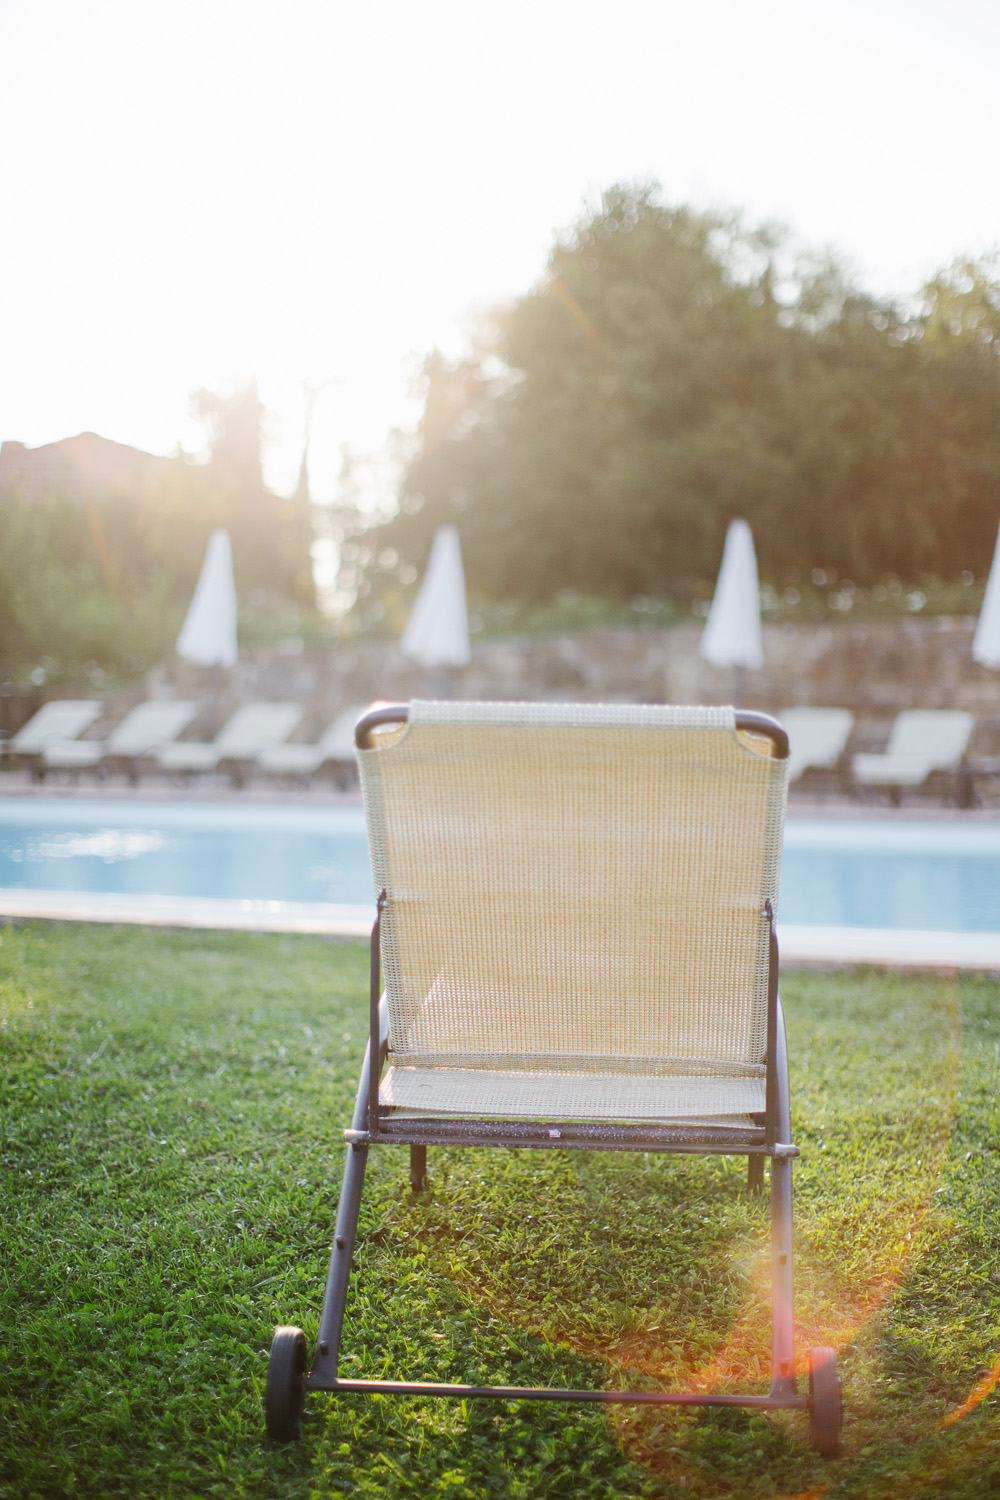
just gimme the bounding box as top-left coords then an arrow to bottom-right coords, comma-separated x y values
265,1325 -> 307,1441
808,1345 -> 843,1457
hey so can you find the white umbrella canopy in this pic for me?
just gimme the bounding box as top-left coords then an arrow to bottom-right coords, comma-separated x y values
400,525 -> 471,668
972,521 -> 1000,669
699,518 -> 764,671
176,528 -> 238,668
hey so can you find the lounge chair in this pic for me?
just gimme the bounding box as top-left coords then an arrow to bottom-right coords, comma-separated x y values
157,702 -> 303,786
4,699 -> 103,778
41,700 -> 197,782
780,707 -> 854,786
852,709 -> 974,806
255,704 -> 366,788
264,701 -> 842,1456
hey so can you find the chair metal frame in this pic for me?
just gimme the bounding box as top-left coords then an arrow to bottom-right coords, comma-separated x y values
266,704 -> 841,1451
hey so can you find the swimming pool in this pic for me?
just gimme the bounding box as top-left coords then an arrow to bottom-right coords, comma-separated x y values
0,798 -> 997,965
0,798 -> 375,935
780,819 -> 1000,933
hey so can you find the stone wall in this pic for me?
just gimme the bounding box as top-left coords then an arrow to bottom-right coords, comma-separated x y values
143,613 -> 1000,741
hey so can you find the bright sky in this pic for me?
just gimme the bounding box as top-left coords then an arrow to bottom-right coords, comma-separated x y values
2,0 -> 998,502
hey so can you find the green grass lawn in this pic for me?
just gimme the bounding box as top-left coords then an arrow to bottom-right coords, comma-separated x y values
2,922 -> 999,1500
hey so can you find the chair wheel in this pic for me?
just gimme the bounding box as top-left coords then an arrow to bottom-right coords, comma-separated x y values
265,1325 -> 307,1441
808,1345 -> 842,1456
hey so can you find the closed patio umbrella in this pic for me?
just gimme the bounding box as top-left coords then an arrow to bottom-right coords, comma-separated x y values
972,521 -> 1000,669
700,519 -> 763,703
400,525 -> 470,670
176,528 -> 238,735
177,529 -> 238,668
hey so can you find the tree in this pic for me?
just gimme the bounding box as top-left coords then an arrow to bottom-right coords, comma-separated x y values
356,184 -> 1000,609
189,379 -> 315,609
0,381 -> 320,684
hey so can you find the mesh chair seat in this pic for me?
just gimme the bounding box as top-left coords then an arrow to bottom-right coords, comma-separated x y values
381,1065 -> 763,1122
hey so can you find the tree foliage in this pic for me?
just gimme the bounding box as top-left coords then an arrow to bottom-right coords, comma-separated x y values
0,381 -> 316,685
189,380 -> 316,606
359,185 -> 1000,609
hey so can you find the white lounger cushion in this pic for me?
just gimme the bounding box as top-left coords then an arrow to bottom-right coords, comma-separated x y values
780,707 -> 853,782
852,751 -> 952,787
11,701 -> 102,753
158,702 -> 303,771
256,705 -> 365,775
44,701 -> 197,770
41,740 -> 107,769
852,710 -> 974,788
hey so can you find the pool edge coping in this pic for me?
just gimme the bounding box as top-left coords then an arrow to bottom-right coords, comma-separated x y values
0,888 -> 997,969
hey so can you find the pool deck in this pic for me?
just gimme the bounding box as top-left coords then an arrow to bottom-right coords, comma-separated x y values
3,767 -> 1000,817
0,769 -> 366,805
1,772 -> 998,968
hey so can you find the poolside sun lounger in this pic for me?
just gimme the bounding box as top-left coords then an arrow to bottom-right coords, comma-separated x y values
780,707 -> 854,785
264,701 -> 842,1456
852,709 -> 974,805
41,700 -> 198,782
4,700 -> 103,778
157,702 -> 303,785
255,705 -> 366,787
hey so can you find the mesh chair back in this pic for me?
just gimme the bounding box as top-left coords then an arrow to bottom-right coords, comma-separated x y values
359,702 -> 787,1088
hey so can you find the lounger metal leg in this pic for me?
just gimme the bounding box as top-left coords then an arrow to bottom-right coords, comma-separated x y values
769,994 -> 797,1398
410,1143 -> 427,1193
309,1133 -> 368,1386
309,999 -> 388,1388
747,1154 -> 764,1195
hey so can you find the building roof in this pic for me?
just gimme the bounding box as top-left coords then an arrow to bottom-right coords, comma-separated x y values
0,431 -> 173,501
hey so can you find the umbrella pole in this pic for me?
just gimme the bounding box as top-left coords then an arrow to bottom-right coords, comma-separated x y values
430,666 -> 454,700
207,663 -> 224,737
732,665 -> 746,709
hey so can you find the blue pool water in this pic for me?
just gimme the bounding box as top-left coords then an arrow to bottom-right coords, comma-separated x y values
780,820 -> 1000,933
0,799 -> 998,934
0,800 -> 372,908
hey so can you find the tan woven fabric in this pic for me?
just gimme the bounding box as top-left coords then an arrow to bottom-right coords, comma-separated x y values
358,701 -> 787,1124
